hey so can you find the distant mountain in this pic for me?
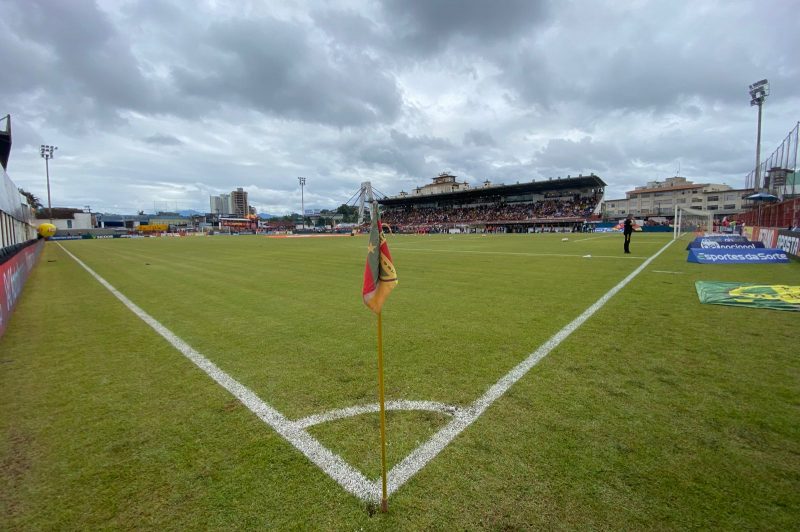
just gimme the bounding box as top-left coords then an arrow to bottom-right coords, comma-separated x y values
258,213 -> 278,219
179,209 -> 201,216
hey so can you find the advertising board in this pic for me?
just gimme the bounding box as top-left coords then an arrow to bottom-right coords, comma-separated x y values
775,230 -> 799,260
687,248 -> 789,264
0,240 -> 44,337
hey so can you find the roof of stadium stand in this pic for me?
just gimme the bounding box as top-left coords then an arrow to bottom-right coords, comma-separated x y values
379,174 -> 606,206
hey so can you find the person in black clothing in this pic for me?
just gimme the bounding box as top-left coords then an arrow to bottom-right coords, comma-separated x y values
623,214 -> 633,253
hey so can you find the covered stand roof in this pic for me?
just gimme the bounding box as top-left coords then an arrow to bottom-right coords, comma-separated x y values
379,174 -> 606,207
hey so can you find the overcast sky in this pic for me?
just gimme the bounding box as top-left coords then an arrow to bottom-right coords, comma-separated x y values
3,0 -> 799,215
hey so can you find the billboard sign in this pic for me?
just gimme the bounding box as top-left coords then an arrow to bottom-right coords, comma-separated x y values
687,248 -> 789,264
685,235 -> 749,250
776,230 -> 800,260
1,241 -> 44,337
687,239 -> 764,250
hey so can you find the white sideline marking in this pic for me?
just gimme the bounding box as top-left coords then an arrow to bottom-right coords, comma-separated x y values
58,238 -> 674,502
57,244 -> 378,502
295,400 -> 457,429
384,238 -> 675,494
652,270 -> 684,274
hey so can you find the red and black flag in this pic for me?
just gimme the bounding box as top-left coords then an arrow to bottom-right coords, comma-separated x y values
362,202 -> 397,313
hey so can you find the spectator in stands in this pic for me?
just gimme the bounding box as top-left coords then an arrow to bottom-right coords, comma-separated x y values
381,195 -> 600,230
623,214 -> 633,254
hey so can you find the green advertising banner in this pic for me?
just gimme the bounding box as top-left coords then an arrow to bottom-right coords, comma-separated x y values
695,282 -> 800,312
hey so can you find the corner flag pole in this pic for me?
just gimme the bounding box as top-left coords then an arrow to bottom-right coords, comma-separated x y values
377,311 -> 389,512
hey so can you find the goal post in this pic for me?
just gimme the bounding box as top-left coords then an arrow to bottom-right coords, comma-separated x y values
673,205 -> 714,240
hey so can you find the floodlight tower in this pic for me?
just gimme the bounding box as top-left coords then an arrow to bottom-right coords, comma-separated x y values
298,176 -> 306,228
40,144 -> 58,223
749,79 -> 769,190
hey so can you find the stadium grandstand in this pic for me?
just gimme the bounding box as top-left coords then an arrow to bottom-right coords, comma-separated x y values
379,172 -> 605,233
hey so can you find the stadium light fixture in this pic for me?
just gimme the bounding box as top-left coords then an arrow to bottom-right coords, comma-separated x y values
298,177 -> 306,229
749,79 -> 769,190
40,144 -> 58,223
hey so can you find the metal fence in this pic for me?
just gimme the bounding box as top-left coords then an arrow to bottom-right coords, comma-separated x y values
745,121 -> 799,196
735,197 -> 800,229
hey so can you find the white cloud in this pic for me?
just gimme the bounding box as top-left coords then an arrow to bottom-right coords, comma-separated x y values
3,0 -> 798,214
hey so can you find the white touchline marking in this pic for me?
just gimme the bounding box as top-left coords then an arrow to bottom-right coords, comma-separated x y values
384,238 -> 675,495
652,270 -> 684,274
57,244 -> 379,502
295,400 -> 458,429
58,237 -> 674,502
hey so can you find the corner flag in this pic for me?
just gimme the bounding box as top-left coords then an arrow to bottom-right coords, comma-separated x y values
362,202 -> 398,313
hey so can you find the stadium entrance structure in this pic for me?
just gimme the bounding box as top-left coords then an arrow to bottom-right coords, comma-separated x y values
379,173 -> 606,233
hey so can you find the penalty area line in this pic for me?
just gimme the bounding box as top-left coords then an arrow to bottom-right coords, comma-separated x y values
56,244 -> 378,502
385,238 -> 676,495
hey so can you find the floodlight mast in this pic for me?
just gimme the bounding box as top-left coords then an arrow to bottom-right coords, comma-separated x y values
749,79 -> 769,190
298,177 -> 306,229
40,144 -> 58,223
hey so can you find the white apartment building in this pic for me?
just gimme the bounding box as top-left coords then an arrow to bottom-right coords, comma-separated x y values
209,193 -> 233,215
604,177 -> 754,219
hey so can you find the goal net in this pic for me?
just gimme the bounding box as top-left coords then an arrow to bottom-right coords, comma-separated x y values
673,206 -> 713,239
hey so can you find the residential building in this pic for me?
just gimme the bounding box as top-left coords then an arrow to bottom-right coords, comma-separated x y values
35,208 -> 93,231
231,188 -> 248,217
209,193 -> 233,215
210,189 -> 248,217
603,177 -> 754,219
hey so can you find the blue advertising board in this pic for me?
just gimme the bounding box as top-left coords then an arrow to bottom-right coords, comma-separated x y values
687,248 -> 790,264
687,239 -> 764,250
685,235 -> 749,250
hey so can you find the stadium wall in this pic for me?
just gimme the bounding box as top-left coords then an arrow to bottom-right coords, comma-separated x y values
0,239 -> 43,337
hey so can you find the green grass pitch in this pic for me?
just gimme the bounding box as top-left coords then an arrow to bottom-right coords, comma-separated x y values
2,233 -> 799,529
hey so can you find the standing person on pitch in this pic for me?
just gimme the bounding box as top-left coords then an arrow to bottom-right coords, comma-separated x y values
623,214 -> 633,254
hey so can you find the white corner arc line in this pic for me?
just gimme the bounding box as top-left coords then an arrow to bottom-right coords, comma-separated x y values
384,238 -> 675,495
57,244 -> 379,502
295,400 -> 458,429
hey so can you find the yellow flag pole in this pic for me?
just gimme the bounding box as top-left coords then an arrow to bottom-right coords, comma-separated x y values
377,311 -> 389,513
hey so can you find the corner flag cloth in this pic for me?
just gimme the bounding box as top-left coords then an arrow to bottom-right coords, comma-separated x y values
362,203 -> 398,313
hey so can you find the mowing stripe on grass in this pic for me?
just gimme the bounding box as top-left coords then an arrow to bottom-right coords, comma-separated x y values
571,235 -> 614,242
57,244 -> 379,502
384,238 -> 675,495
393,247 -> 645,260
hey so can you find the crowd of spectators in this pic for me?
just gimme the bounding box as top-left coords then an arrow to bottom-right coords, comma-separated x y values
382,196 -> 598,227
